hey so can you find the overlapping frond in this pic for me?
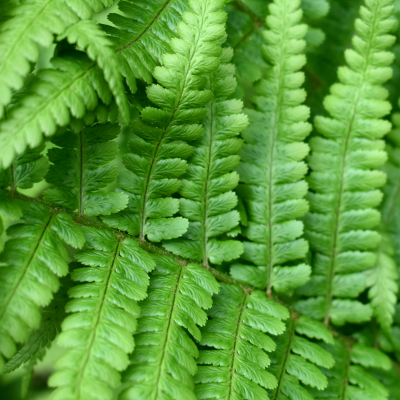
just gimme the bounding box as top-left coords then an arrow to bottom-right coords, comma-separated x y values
120,255 -> 219,400
105,0 -> 189,84
0,0 -> 114,118
231,0 -> 312,294
0,53 -> 117,169
0,202 -> 85,372
3,275 -> 71,373
309,340 -> 391,400
61,20 -> 131,124
102,0 -> 227,242
296,0 -> 396,325
269,314 -> 334,399
43,123 -> 128,216
49,227 -> 155,400
195,284 -> 288,399
163,48 -> 247,265
367,231 -> 399,334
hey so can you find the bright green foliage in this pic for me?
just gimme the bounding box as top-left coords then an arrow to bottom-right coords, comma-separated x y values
195,283 -> 288,399
49,227 -> 155,400
0,0 -> 114,119
0,143 -> 49,192
232,0 -> 312,294
120,255 -> 219,400
297,0 -> 396,326
163,48 -> 247,265
268,315 -> 334,399
105,0 -> 189,84
43,123 -> 128,216
3,275 -> 71,373
309,340 -> 391,400
102,0 -> 227,242
367,231 -> 399,334
0,202 -> 85,372
0,54 -> 117,169
2,0 -> 400,398
60,20 -> 131,124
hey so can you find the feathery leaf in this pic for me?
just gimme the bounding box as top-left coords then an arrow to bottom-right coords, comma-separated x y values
163,48 -> 247,265
120,255 -> 219,400
0,202 -> 84,372
268,314 -> 334,399
195,284 -> 289,399
297,0 -> 396,325
48,227 -> 155,400
43,123 -> 128,217
0,53 -> 117,169
102,0 -> 228,242
105,0 -> 190,84
232,0 -> 312,294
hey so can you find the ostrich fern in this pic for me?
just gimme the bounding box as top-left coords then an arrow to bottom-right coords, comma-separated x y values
0,0 -> 399,400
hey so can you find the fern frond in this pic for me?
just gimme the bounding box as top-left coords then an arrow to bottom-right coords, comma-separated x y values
102,0 -> 228,242
0,0 -> 114,118
60,20 -> 130,124
105,0 -> 189,84
366,231 -> 399,334
0,202 -> 85,372
163,48 -> 247,265
0,53 -> 116,169
0,191 -> 23,253
296,0 -> 396,326
269,314 -> 334,399
0,143 -> 49,193
43,123 -> 128,216
309,340 -> 391,400
48,226 -> 155,400
195,283 -> 289,399
231,0 -> 312,294
3,275 -> 71,374
382,112 -> 400,259
120,254 -> 219,400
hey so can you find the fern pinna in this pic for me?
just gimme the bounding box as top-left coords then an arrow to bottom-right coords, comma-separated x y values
296,0 -> 397,326
103,0 -> 227,243
232,0 -> 312,295
1,0 -> 400,399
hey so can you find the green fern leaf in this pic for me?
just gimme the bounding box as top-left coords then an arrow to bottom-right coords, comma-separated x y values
0,143 -> 49,192
48,226 -> 155,400
120,254 -> 219,400
366,231 -> 399,334
309,340 -> 391,400
231,0 -> 312,294
43,123 -> 128,217
269,314 -> 334,399
60,19 -> 130,124
0,53 -> 116,169
102,0 -> 228,242
195,284 -> 289,399
296,0 -> 396,326
0,0 -> 114,119
3,275 -> 71,373
163,48 -> 248,265
105,0 -> 189,84
0,201 -> 85,372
